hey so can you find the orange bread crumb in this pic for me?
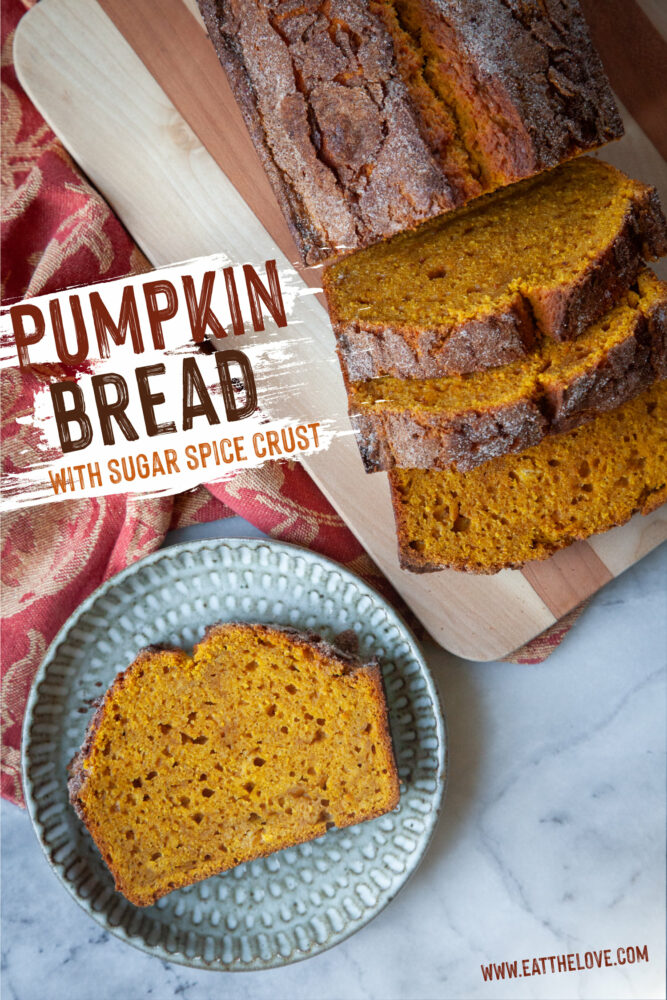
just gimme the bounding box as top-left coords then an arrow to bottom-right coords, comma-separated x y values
69,624 -> 399,907
389,381 -> 667,573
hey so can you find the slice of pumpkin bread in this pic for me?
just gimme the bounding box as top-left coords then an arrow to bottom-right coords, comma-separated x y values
68,623 -> 399,907
348,270 -> 667,472
389,380 -> 667,573
324,158 -> 667,381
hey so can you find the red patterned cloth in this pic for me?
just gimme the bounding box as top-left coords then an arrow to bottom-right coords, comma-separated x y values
0,0 -> 580,806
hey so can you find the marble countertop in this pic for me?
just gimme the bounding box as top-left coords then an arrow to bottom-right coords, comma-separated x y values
2,518 -> 665,1000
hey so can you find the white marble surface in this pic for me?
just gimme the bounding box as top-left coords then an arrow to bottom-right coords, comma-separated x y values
2,518 -> 665,1000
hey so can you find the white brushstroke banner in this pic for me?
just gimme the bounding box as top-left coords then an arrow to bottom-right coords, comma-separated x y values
0,253 -> 351,510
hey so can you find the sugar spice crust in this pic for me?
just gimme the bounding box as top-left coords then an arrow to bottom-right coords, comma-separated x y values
198,0 -> 455,264
68,623 -> 399,907
198,0 -> 623,264
371,0 -> 624,181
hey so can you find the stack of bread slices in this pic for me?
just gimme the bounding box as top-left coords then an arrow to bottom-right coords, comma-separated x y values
199,0 -> 667,574
323,157 -> 667,572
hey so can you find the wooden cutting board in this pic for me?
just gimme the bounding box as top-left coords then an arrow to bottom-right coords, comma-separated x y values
13,0 -> 667,661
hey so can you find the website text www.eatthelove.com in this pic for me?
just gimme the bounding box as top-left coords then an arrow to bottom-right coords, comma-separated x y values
481,943 -> 649,982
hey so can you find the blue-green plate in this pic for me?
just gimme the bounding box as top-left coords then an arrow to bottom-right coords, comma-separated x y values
22,538 -> 446,970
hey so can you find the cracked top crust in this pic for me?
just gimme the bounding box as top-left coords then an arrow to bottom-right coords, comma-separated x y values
198,0 -> 623,263
421,0 -> 623,167
199,0 -> 455,262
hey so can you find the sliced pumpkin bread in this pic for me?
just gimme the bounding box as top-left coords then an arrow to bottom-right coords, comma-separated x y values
389,380 -> 667,573
68,623 -> 399,906
348,270 -> 667,472
324,158 -> 667,381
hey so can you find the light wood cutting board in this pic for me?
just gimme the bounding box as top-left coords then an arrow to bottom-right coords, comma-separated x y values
12,0 -> 667,661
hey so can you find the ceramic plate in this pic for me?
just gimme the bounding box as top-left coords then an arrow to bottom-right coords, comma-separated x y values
22,538 -> 446,970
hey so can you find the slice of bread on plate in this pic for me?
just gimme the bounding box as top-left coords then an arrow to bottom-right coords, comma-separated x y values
69,623 -> 399,907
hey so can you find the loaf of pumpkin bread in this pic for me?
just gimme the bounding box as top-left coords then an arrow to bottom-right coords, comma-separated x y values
324,158 -> 667,381
69,623 -> 399,907
198,0 -> 623,263
389,380 -> 667,573
348,270 -> 667,473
